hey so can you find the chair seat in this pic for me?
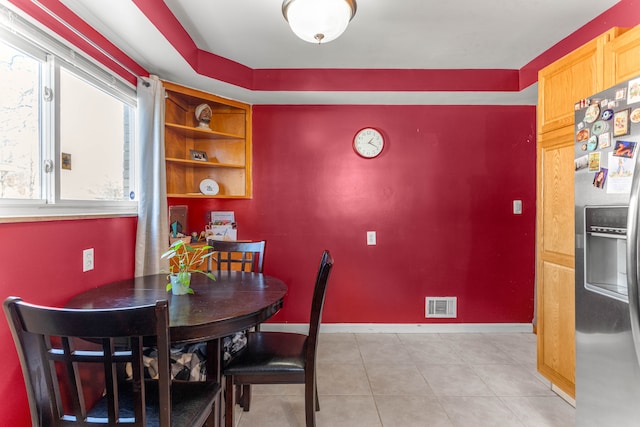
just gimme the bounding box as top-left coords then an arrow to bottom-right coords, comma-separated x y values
224,332 -> 308,377
87,380 -> 220,427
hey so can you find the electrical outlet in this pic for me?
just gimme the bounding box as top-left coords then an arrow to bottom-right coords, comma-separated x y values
367,231 -> 376,245
83,248 -> 94,272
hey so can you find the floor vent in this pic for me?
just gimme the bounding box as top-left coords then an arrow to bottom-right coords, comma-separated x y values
425,297 -> 457,318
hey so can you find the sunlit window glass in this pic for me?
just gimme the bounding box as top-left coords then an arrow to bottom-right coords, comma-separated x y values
59,68 -> 133,201
0,40 -> 41,200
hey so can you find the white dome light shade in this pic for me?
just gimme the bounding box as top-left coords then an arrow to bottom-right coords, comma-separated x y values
282,0 -> 357,44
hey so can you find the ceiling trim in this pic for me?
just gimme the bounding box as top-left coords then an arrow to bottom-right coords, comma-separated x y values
9,0 -> 640,104
7,0 -> 146,85
132,0 -> 526,93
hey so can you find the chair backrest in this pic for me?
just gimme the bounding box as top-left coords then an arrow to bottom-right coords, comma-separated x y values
207,240 -> 266,273
3,297 -> 171,427
305,250 -> 334,365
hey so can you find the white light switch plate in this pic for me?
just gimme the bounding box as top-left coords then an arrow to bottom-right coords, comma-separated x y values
367,231 -> 376,245
83,248 -> 94,272
513,200 -> 522,215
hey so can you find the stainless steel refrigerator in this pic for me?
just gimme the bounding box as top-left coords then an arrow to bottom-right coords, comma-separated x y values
575,76 -> 640,426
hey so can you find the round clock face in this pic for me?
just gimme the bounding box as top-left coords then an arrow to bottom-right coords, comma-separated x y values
353,128 -> 384,158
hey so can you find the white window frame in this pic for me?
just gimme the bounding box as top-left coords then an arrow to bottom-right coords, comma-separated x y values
0,5 -> 138,219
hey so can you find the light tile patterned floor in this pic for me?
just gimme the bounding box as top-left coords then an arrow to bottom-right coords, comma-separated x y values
230,332 -> 575,427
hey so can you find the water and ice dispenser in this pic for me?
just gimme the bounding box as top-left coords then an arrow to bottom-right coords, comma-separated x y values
584,206 -> 628,301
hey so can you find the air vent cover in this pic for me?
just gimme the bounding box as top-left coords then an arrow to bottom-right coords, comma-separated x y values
425,297 -> 457,318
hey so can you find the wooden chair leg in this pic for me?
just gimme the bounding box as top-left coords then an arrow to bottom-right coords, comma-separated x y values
225,375 -> 234,427
305,380 -> 316,427
242,384 -> 251,411
314,372 -> 319,411
235,384 -> 244,409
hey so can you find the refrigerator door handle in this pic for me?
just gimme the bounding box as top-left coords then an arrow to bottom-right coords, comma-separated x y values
627,169 -> 640,367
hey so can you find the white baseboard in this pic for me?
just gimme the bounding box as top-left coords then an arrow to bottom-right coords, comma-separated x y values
260,323 -> 533,334
551,384 -> 576,407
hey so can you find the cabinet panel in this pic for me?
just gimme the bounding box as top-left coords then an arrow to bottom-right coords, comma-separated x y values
539,128 -> 575,257
604,25 -> 640,86
537,29 -> 622,135
537,259 -> 575,396
163,81 -> 252,199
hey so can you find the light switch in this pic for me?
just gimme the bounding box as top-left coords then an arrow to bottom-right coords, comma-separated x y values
367,231 -> 376,245
513,200 -> 523,215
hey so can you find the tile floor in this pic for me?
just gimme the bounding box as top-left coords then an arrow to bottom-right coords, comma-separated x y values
229,332 -> 575,427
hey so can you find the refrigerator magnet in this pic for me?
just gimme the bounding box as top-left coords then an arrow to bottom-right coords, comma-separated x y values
613,140 -> 637,158
613,109 -> 631,137
575,155 -> 589,171
601,109 -> 614,120
592,121 -> 608,135
587,135 -> 598,151
630,108 -> 640,123
584,104 -> 600,123
599,133 -> 611,149
593,168 -> 607,189
588,152 -> 601,172
627,77 -> 640,104
576,128 -> 589,142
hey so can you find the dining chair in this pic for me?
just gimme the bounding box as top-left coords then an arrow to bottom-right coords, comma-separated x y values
207,239 -> 267,410
3,297 -> 221,427
207,239 -> 266,273
223,250 -> 334,427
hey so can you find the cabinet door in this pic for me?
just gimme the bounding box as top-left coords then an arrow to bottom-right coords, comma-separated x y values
604,25 -> 640,87
536,127 -> 576,398
537,28 -> 622,135
538,259 -> 576,396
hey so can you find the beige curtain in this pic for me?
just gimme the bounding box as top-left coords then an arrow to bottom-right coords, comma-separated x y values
135,75 -> 169,276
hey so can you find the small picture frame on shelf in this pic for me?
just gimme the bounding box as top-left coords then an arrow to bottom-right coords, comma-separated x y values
190,149 -> 208,162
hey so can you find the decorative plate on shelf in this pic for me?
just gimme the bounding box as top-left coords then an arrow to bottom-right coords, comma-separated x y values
199,179 -> 219,195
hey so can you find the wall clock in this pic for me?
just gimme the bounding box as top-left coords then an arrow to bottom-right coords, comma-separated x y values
353,127 -> 384,158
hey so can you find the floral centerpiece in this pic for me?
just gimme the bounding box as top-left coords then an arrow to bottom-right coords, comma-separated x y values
161,240 -> 215,295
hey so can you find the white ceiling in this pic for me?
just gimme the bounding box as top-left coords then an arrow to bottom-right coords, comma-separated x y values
56,0 -> 620,104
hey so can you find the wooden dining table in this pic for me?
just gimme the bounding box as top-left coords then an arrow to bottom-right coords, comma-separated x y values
65,271 -> 288,427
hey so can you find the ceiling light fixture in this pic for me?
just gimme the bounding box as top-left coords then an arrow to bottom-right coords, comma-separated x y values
282,0 -> 357,44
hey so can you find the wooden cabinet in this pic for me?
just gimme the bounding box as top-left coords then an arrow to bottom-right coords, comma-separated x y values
604,25 -> 640,86
163,81 -> 252,198
536,127 -> 576,396
537,28 -> 623,135
536,27 -> 629,399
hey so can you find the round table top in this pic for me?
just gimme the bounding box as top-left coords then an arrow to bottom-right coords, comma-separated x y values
66,271 -> 288,344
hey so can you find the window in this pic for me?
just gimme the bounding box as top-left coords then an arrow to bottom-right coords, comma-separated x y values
0,9 -> 137,218
0,38 -> 41,200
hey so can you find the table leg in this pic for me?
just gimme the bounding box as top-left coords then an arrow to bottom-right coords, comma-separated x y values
206,339 -> 222,427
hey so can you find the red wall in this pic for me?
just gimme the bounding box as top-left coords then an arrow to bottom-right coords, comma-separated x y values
172,104 -> 537,325
0,217 -> 136,425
